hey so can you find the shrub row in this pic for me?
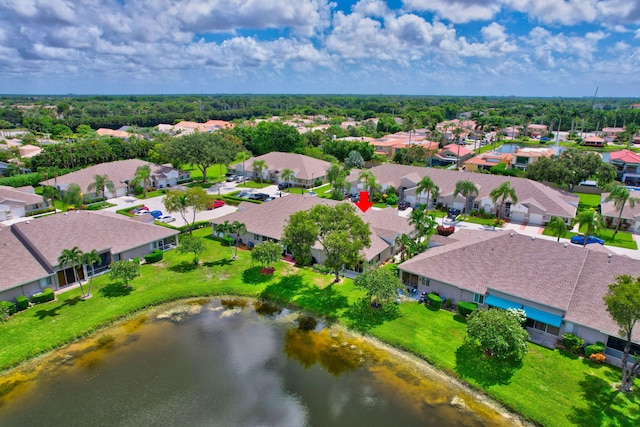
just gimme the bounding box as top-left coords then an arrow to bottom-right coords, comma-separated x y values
562,333 -> 585,354
144,250 -> 164,264
222,195 -> 262,205
0,172 -> 43,188
26,206 -> 56,217
0,300 -> 17,316
457,301 -> 478,317
585,342 -> 606,358
427,293 -> 442,310
31,288 -> 55,304
312,263 -> 332,275
16,295 -> 29,310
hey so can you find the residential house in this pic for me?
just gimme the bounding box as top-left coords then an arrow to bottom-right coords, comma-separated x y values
527,124 -> 548,138
510,147 -> 554,170
346,164 -> 578,226
17,144 -> 42,159
211,194 -> 413,273
96,128 -> 143,139
157,120 -> 234,136
228,152 -> 331,188
0,161 -> 8,176
600,191 -> 640,233
369,132 -> 438,159
435,119 -> 476,142
40,159 -> 190,200
608,150 -> 640,185
398,230 -> 640,364
463,152 -> 513,172
601,127 -> 626,143
0,210 -> 179,302
0,186 -> 48,221
583,136 -> 606,147
431,144 -> 473,167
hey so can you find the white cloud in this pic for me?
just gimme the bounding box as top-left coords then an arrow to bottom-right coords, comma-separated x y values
402,0 -> 501,24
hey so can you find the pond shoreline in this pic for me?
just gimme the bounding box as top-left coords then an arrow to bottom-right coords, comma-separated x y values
1,296 -> 533,426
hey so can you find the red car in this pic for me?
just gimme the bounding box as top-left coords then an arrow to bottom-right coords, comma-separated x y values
130,206 -> 149,215
208,199 -> 225,209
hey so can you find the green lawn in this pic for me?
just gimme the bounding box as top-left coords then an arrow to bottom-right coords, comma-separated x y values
1,230 -> 639,426
576,192 -> 601,212
183,164 -> 227,183
237,180 -> 272,189
543,226 -> 638,250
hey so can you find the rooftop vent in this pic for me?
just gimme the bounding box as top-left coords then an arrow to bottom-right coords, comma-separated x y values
531,236 -> 535,240
608,254 -> 612,258
509,233 -> 514,237
564,243 -> 568,248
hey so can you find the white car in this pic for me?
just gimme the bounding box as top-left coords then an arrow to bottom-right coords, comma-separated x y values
157,215 -> 175,223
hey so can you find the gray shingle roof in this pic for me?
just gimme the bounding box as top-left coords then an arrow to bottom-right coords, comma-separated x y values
0,225 -> 51,291
230,152 -> 331,180
0,186 -> 45,205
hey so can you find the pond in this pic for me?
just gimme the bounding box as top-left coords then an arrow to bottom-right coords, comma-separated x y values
0,299 -> 521,427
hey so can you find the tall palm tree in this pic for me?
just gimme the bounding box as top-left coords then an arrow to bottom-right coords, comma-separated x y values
58,247 -> 86,297
235,151 -> 251,180
42,185 -> 61,213
490,181 -> 518,223
230,221 -> 247,259
575,210 -> 602,247
131,165 -> 152,198
326,163 -> 342,188
281,168 -> 295,192
217,220 -> 235,258
605,184 -> 639,237
453,180 -> 479,216
87,174 -> 115,201
80,249 -> 101,298
358,170 -> 380,199
252,160 -> 267,185
546,216 -> 568,242
416,175 -> 439,210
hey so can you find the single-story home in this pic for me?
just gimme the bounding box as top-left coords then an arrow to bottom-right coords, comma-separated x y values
398,229 -> 640,365
228,152 -> 332,188
346,164 -> 578,226
210,194 -> 413,273
583,136 -> 605,147
0,210 -> 179,302
40,159 -> 190,200
0,185 -> 48,221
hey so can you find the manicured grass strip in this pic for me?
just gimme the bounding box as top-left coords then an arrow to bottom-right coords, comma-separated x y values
237,181 -> 272,189
576,192 -> 601,210
542,227 -> 638,250
1,230 -> 639,426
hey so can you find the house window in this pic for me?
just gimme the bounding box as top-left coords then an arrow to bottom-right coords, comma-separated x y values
525,319 -> 559,335
420,277 -> 430,286
115,254 -> 121,261
253,234 -> 260,240
473,294 -> 484,304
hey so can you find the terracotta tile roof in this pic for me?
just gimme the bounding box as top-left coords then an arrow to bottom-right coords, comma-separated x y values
0,225 -> 51,291
441,144 -> 473,157
609,149 -> 640,164
211,194 -> 412,262
11,210 -> 179,268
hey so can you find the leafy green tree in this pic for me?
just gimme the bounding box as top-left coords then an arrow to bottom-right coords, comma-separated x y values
251,241 -> 283,268
490,181 -> 518,223
605,184 -> 640,237
109,260 -> 140,288
249,121 -> 304,155
309,203 -> 372,282
42,185 -> 61,213
575,209 -> 602,247
345,150 -> 364,168
354,266 -> 403,306
282,211 -> 318,266
603,275 -> 640,392
163,187 -> 209,234
80,249 -> 101,298
546,216 -> 568,242
75,124 -> 96,138
63,183 -> 84,209
416,176 -> 439,209
58,247 -> 87,297
87,174 -> 115,201
131,165 -> 152,198
453,180 -> 479,215
165,131 -> 229,182
465,308 -> 529,360
178,235 -> 206,265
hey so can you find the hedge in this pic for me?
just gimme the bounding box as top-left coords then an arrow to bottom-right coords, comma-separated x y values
144,250 -> 164,264
26,206 -> 56,217
457,301 -> 478,317
585,342 -> 606,358
31,288 -> 55,304
427,293 -> 442,310
562,333 -> 585,354
15,295 -> 29,310
0,172 -> 43,188
0,300 -> 17,315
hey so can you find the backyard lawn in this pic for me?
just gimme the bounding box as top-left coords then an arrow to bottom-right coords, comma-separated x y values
1,230 -> 638,427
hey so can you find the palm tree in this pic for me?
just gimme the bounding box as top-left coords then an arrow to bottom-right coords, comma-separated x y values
416,175 -> 439,210
490,181 -> 518,223
230,221 -> 247,259
235,151 -> 251,180
87,174 -> 115,201
217,220 -> 235,258
546,216 -> 568,242
281,168 -> 295,192
131,165 -> 152,198
605,184 -> 639,237
358,170 -> 380,199
58,247 -> 86,297
326,163 -> 342,188
453,180 -> 479,216
575,210 -> 602,247
80,250 -> 101,298
42,185 -> 61,213
252,160 -> 267,185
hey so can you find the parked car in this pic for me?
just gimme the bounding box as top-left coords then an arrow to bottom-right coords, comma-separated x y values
398,201 -> 411,211
207,199 -> 225,209
278,182 -> 293,190
157,215 -> 175,223
570,235 -> 604,245
350,193 -> 360,202
264,197 -> 276,202
447,208 -> 461,219
149,210 -> 163,219
226,175 -> 237,182
248,193 -> 270,201
237,191 -> 251,198
307,191 -> 318,198
130,206 -> 149,215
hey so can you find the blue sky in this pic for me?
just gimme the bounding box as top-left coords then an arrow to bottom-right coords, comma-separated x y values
0,0 -> 638,97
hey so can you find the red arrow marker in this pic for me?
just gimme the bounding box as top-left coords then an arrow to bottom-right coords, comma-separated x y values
355,191 -> 373,213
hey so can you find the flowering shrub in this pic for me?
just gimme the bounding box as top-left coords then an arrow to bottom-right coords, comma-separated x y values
589,353 -> 606,364
507,308 -> 527,326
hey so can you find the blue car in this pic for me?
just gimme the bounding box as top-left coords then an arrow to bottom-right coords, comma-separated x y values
149,210 -> 163,219
570,235 -> 604,245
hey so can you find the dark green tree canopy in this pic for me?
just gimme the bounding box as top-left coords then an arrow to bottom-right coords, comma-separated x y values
354,266 -> 403,306
465,308 -> 529,361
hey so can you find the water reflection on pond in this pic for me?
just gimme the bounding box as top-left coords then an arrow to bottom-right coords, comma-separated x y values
0,299 -> 521,427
